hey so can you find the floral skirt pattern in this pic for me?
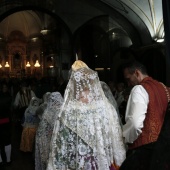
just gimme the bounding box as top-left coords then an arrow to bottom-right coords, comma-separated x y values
35,119 -> 53,170
48,122 -> 97,170
48,122 -> 120,170
20,127 -> 37,152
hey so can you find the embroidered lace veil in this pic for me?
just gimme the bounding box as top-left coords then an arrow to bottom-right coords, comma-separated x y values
47,60 -> 126,170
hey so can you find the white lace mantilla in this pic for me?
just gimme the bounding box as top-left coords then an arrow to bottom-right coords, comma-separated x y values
47,66 -> 126,170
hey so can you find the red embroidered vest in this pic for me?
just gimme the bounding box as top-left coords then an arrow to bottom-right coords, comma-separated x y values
129,77 -> 168,149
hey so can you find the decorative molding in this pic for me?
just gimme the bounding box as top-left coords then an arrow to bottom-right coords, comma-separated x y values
148,0 -> 156,35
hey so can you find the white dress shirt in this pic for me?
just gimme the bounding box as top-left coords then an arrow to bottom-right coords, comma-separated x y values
14,90 -> 36,108
123,85 -> 149,143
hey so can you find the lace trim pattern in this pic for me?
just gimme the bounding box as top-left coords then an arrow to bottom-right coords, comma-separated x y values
47,67 -> 126,170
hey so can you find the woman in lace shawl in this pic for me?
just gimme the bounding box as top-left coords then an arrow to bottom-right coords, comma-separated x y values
35,92 -> 63,170
100,81 -> 122,127
20,97 -> 40,152
100,81 -> 119,113
36,92 -> 51,120
47,60 -> 126,170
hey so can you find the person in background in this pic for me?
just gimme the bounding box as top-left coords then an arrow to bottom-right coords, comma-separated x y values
36,92 -> 51,120
100,81 -> 123,126
118,86 -> 132,125
47,60 -> 126,170
108,81 -> 117,97
34,77 -> 52,99
100,81 -> 119,113
120,61 -> 170,170
0,83 -> 12,166
20,97 -> 40,152
13,81 -> 36,125
35,92 -> 63,170
115,82 -> 125,108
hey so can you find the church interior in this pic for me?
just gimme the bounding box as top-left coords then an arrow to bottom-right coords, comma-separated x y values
0,0 -> 168,84
0,0 -> 169,170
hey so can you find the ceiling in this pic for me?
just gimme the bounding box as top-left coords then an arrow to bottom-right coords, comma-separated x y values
0,0 -> 164,46
84,0 -> 164,45
100,0 -> 164,39
0,10 -> 57,40
0,11 -> 40,38
101,0 -> 164,37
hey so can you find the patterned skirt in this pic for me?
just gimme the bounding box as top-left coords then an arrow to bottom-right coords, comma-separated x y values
20,127 -> 37,152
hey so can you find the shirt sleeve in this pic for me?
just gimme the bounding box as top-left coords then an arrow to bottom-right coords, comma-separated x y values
14,92 -> 20,107
123,85 -> 149,143
31,90 -> 36,97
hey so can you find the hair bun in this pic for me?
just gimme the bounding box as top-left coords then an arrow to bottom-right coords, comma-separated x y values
72,60 -> 88,71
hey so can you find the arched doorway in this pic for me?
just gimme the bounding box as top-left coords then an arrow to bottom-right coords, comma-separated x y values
73,15 -> 133,82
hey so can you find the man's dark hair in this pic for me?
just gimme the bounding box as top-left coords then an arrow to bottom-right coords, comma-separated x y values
20,80 -> 29,87
123,60 -> 148,75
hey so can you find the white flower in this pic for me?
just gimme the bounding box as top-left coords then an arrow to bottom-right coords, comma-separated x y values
74,72 -> 82,82
78,144 -> 87,156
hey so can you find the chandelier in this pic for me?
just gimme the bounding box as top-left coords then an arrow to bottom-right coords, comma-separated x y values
34,60 -> 40,67
40,29 -> 50,35
5,62 -> 10,67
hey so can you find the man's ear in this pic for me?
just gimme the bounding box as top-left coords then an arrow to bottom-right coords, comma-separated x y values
135,69 -> 140,77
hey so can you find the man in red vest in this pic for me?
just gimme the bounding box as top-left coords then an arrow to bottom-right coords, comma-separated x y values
120,61 -> 170,170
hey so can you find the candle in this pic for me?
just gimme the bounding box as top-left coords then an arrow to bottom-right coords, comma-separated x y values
76,53 -> 78,60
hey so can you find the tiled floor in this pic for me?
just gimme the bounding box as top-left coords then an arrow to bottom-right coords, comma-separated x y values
1,123 -> 35,170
